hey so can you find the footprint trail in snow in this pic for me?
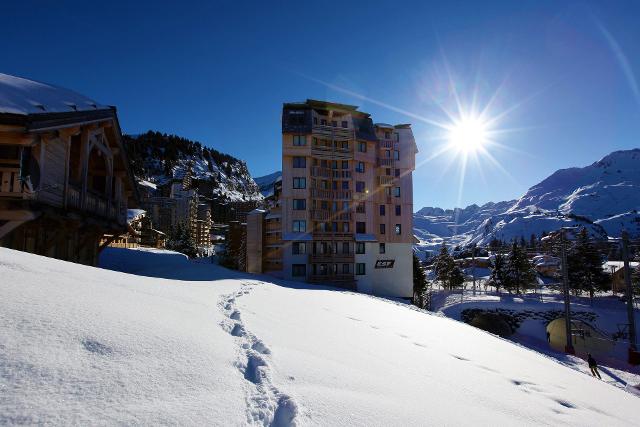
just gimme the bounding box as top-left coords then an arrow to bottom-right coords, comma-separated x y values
219,283 -> 298,427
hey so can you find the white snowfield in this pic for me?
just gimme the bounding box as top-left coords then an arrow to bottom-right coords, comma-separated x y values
1,248 -> 639,426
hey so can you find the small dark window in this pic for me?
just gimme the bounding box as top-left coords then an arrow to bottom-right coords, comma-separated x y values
395,169 -> 400,177
341,121 -> 348,128
332,120 -> 337,127
356,222 -> 366,233
379,243 -> 386,254
356,263 -> 366,275
293,156 -> 306,168
292,242 -> 306,254
356,181 -> 365,193
395,205 -> 401,216
356,242 -> 365,254
293,199 -> 306,210
379,205 -> 385,216
293,177 -> 306,189
380,224 -> 386,234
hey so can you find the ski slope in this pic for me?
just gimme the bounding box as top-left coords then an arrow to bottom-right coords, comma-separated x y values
1,247 -> 639,426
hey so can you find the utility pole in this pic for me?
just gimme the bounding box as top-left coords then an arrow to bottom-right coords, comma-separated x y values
472,244 -> 476,297
560,228 -> 575,354
621,232 -> 638,362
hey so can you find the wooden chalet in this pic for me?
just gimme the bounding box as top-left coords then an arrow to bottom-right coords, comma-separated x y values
0,73 -> 138,265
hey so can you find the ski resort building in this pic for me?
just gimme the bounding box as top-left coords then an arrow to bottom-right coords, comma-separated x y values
247,100 -> 418,298
0,73 -> 138,265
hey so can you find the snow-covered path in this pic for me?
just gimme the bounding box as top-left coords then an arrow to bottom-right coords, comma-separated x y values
1,247 -> 639,426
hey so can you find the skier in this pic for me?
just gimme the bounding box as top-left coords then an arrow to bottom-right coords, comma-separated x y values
587,353 -> 601,379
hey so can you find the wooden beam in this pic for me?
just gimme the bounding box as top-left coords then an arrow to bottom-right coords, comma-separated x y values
97,234 -> 119,253
0,132 -> 34,145
0,210 -> 40,221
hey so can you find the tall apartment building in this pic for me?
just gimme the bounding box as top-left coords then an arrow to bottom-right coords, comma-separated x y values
247,99 -> 418,298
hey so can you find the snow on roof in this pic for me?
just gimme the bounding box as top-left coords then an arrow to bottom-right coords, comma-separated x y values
603,261 -> 639,269
138,180 -> 157,190
265,213 -> 281,220
0,73 -> 109,115
355,233 -> 377,242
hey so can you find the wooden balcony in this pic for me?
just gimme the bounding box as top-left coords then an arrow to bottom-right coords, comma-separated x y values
312,124 -> 355,141
308,253 -> 354,264
310,210 -> 352,221
379,140 -> 395,149
312,231 -> 353,240
310,188 -> 351,200
377,158 -> 395,167
311,144 -> 353,160
378,175 -> 395,187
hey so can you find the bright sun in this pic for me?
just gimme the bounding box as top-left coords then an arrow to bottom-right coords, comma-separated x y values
448,118 -> 488,152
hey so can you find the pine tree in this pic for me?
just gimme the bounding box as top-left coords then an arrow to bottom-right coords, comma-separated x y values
505,242 -> 536,294
567,228 -> 610,299
434,244 -> 455,289
166,221 -> 198,258
413,253 -> 428,308
489,253 -> 507,293
449,265 -> 465,289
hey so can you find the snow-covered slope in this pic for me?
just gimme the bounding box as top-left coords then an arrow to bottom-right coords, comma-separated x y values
254,171 -> 282,198
125,131 -> 263,202
414,149 -> 640,254
1,247 -> 638,425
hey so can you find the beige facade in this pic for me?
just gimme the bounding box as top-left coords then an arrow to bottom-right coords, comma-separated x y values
247,99 -> 418,298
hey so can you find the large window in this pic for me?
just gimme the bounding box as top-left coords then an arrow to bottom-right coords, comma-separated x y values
292,264 -> 306,277
293,156 -> 306,168
356,242 -> 365,254
395,205 -> 401,216
293,177 -> 306,189
356,161 -> 365,173
293,199 -> 306,210
356,263 -> 366,275
356,181 -> 365,193
358,142 -> 367,153
292,242 -> 306,255
379,205 -> 385,216
293,220 -> 306,232
395,224 -> 402,235
292,135 -> 307,146
356,222 -> 366,234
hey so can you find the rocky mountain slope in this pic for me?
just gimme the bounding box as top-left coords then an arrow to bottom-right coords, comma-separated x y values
414,149 -> 640,257
124,131 -> 263,202
254,171 -> 282,198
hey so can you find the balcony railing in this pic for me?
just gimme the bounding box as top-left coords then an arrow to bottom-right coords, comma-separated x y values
377,158 -> 395,167
378,176 -> 395,187
308,253 -> 355,264
310,210 -> 352,221
310,188 -> 351,200
312,124 -> 355,141
312,231 -> 353,239
379,140 -> 395,149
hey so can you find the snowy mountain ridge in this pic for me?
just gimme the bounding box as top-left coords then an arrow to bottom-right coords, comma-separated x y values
414,149 -> 640,257
254,171 -> 282,198
124,131 -> 263,202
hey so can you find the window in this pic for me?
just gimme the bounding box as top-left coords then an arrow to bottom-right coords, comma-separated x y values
356,242 -> 365,254
380,224 -> 386,234
292,264 -> 306,277
385,150 -> 391,158
342,222 -> 349,232
342,181 -> 349,190
313,117 -> 318,125
332,181 -> 338,190
358,142 -> 367,152
356,222 -> 366,233
356,161 -> 365,173
395,168 -> 400,177
384,131 -> 391,139
341,121 -> 348,128
293,220 -> 306,232
332,222 -> 338,232
332,120 -> 337,127
386,168 -> 391,176
292,135 -> 307,146
321,200 -> 328,210
393,150 -> 400,160
293,199 -> 306,210
379,243 -> 386,254
356,181 -> 365,193
342,201 -> 349,211
288,111 -> 305,126
356,203 -> 365,214
342,242 -> 350,254
356,263 -> 366,275
379,205 -> 385,216
293,156 -> 306,168
395,224 -> 402,235
393,187 -> 401,197
342,263 -> 350,274
292,242 -> 306,255
320,119 -> 327,126
293,177 -> 306,189
395,205 -> 401,216
342,160 -> 349,169
331,160 -> 338,169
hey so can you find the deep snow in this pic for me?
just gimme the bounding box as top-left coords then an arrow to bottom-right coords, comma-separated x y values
1,247 -> 639,425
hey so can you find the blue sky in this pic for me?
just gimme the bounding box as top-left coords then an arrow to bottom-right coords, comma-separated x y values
2,1 -> 639,210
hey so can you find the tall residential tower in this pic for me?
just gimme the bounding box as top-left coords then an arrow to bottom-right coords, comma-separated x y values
247,100 -> 418,298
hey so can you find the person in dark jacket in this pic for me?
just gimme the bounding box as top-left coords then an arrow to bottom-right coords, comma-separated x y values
587,353 -> 602,379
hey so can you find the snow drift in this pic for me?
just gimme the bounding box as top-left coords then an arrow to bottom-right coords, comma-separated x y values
1,247 -> 638,425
